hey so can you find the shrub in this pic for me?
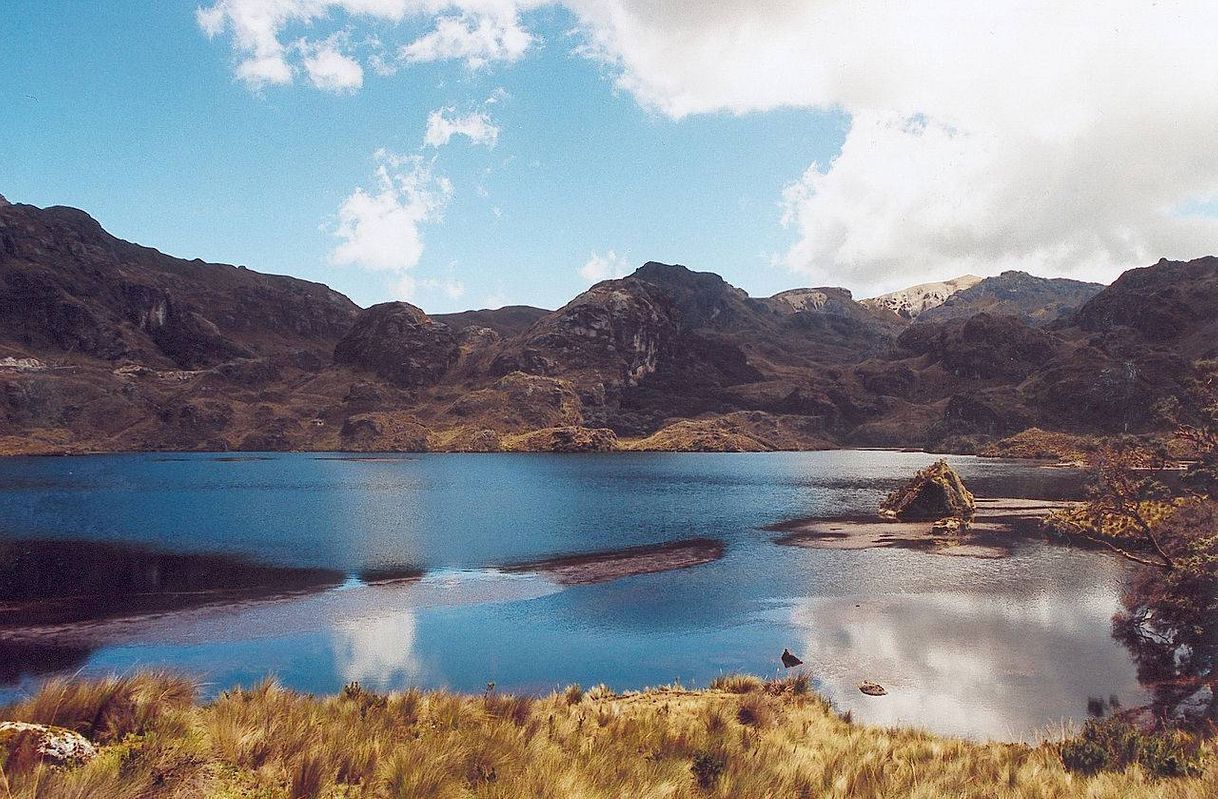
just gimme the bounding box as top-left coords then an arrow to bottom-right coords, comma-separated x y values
709,674 -> 764,694
1060,718 -> 1206,778
691,748 -> 728,789
736,694 -> 776,728
563,684 -> 584,705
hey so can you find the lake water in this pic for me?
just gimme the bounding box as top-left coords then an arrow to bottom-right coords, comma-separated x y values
0,451 -> 1145,740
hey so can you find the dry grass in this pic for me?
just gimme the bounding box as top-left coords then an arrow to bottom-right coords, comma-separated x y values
1,672 -> 1215,798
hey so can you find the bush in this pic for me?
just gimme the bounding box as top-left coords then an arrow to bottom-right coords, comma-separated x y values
1060,718 -> 1206,778
691,748 -> 727,789
709,674 -> 764,694
735,694 -> 776,728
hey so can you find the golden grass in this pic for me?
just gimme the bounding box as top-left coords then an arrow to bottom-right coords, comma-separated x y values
1,672 -> 1214,799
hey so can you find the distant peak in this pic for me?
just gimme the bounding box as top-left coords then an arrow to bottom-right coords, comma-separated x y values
630,261 -> 728,287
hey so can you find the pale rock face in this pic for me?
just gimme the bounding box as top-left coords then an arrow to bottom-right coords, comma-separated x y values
0,721 -> 99,765
860,275 -> 983,320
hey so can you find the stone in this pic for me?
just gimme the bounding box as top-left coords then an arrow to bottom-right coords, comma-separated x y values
858,681 -> 888,697
880,460 -> 975,521
0,721 -> 98,767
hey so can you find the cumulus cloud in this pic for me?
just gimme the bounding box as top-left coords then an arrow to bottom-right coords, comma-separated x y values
198,1 -> 1218,290
331,150 -> 452,274
560,0 -> 1218,290
424,107 -> 500,147
299,37 -> 364,91
399,12 -> 533,68
578,249 -> 630,283
197,0 -> 533,89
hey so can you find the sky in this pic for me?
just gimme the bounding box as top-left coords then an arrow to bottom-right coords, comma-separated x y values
3,1 -> 1217,313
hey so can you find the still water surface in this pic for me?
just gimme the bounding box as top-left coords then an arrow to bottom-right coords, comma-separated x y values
0,451 -> 1143,740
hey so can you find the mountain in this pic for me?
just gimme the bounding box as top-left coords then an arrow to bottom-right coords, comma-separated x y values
432,305 -> 550,338
860,275 -> 981,320
916,271 -> 1104,326
2,198 -> 1215,454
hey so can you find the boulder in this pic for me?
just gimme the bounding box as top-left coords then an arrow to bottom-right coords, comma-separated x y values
0,721 -> 97,769
858,681 -> 888,697
880,460 -> 975,521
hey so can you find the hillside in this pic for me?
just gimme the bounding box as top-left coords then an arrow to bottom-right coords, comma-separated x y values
860,275 -> 981,319
916,271 -> 1104,326
2,199 -> 1215,454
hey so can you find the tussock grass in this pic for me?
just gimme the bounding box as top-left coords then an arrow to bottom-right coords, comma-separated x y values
0,672 -> 1214,798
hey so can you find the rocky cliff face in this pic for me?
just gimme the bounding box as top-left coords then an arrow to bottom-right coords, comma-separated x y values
333,302 -> 459,388
917,271 -> 1103,326
0,201 -> 359,369
1,199 -> 1214,454
860,275 -> 982,320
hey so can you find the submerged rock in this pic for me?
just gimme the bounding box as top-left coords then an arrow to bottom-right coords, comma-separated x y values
0,721 -> 97,767
880,460 -> 975,521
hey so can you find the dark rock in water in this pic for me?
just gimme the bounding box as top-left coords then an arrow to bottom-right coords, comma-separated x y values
880,460 -> 975,521
781,648 -> 803,668
858,681 -> 887,696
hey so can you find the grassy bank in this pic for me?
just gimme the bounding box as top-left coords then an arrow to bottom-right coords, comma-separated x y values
1,673 -> 1213,798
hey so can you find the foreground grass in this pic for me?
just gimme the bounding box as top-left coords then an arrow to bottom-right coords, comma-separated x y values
1,673 -> 1214,799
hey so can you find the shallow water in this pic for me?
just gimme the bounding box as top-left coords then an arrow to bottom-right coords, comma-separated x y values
0,451 -> 1144,740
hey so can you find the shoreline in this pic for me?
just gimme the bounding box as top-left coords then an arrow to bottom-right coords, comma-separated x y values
770,497 -> 1078,559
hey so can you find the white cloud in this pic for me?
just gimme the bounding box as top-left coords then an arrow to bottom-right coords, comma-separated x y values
424,107 -> 500,147
578,249 -> 630,283
399,12 -> 532,69
300,38 -> 364,92
197,0 -> 533,89
331,150 -> 452,274
559,0 -> 1218,291
198,1 -> 1218,290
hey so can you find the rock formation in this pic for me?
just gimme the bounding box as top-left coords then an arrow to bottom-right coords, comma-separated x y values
879,460 -> 976,521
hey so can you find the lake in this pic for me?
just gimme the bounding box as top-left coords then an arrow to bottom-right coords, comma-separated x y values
0,450 -> 1144,741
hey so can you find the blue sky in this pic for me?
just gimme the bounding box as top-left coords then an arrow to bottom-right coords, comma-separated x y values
2,2 -> 845,312
4,2 -> 1216,312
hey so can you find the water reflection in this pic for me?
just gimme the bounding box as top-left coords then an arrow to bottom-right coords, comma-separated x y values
0,451 -> 1141,740
789,590 -> 1136,740
331,609 -> 424,691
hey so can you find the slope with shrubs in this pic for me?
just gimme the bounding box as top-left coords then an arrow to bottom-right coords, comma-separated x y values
1,672 -> 1214,799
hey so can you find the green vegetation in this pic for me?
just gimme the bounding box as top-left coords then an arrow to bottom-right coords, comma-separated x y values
1047,361 -> 1218,727
2,672 -> 1215,798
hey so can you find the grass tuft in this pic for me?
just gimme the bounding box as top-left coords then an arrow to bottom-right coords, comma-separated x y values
1,672 -> 1214,798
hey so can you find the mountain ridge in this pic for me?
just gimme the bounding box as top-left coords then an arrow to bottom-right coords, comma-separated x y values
2,199 -> 1214,454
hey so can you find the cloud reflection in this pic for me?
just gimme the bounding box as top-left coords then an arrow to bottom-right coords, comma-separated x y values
790,590 -> 1148,741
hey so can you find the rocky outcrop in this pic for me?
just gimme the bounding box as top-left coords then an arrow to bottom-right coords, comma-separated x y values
880,460 -> 976,521
1071,256 -> 1218,357
917,271 -> 1103,326
504,426 -> 618,452
0,721 -> 97,768
0,201 -> 359,369
896,313 -> 1058,380
860,275 -> 982,320
333,302 -> 459,388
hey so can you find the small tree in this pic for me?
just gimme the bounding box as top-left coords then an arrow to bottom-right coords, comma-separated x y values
1049,360 -> 1218,729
